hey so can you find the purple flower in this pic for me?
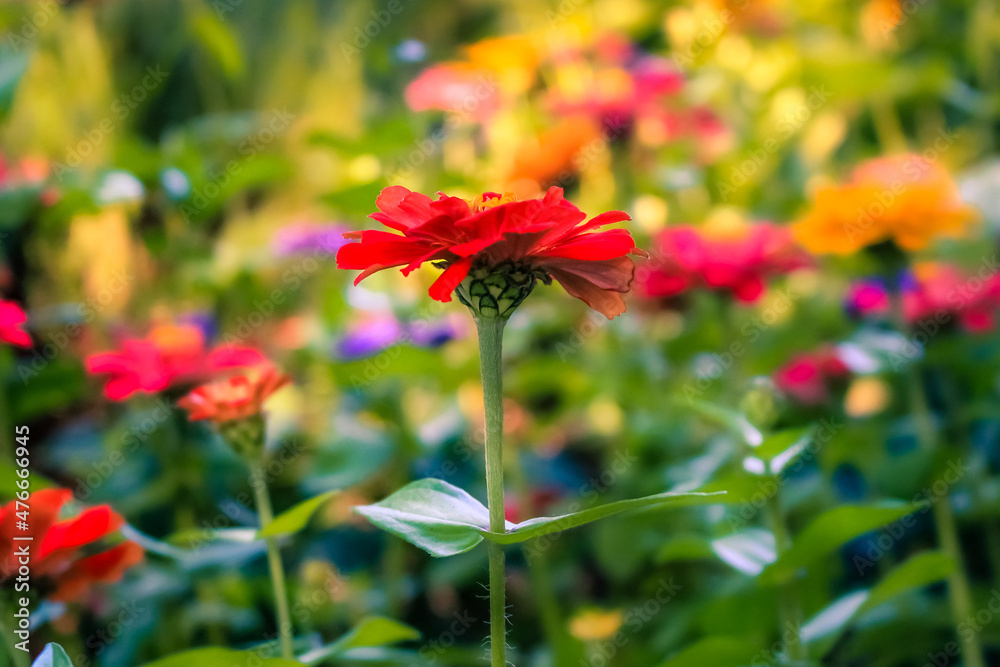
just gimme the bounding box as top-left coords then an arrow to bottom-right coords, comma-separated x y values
272,223 -> 351,257
335,313 -> 465,360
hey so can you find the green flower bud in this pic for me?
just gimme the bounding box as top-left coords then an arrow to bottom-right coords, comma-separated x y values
454,260 -> 550,319
217,414 -> 266,461
740,376 -> 784,431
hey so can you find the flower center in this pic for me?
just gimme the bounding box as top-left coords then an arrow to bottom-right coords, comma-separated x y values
467,192 -> 519,212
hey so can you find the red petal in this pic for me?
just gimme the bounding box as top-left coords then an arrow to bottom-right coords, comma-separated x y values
541,230 -> 636,261
39,506 -> 124,558
428,257 -> 474,302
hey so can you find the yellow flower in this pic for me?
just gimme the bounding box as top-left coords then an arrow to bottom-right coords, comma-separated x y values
569,608 -> 624,642
793,154 -> 978,255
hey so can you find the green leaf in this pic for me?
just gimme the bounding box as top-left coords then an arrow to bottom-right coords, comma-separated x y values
485,490 -> 726,545
141,648 -> 301,667
860,551 -> 954,614
659,636 -> 760,667
756,427 -> 814,474
353,478 -> 492,557
259,490 -> 339,539
189,13 -> 245,79
355,478 -> 726,557
298,616 -> 420,664
802,590 -> 870,648
168,528 -> 258,548
711,528 -> 776,576
801,552 -> 954,653
684,400 -> 763,446
656,534 -> 715,564
761,503 -> 922,584
32,644 -> 74,667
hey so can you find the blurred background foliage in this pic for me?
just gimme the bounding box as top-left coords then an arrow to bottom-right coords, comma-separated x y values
1,0 -> 1000,665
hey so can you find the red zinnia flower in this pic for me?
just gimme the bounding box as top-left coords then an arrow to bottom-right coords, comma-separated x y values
639,222 -> 811,303
178,365 -> 291,425
773,346 -> 850,405
337,186 -> 644,319
0,489 -> 143,603
86,324 -> 266,401
0,300 -> 31,348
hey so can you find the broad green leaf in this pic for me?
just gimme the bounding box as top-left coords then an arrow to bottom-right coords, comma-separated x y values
141,648 -> 301,666
659,636 -> 760,667
860,551 -> 954,614
711,529 -> 776,576
761,503 -> 921,584
32,644 -> 73,667
353,478 -> 493,557
299,616 -> 420,664
259,490 -> 339,539
685,400 -> 763,447
356,478 -> 725,557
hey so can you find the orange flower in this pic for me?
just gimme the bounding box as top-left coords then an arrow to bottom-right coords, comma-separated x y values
178,365 -> 291,424
507,116 -> 601,189
793,154 -> 978,255
0,489 -> 143,603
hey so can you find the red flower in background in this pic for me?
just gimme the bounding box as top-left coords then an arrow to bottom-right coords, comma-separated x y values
337,186 -> 644,319
0,300 -> 31,347
0,489 -> 142,603
847,263 -> 1000,332
178,365 -> 291,424
638,222 -> 811,303
774,346 -> 850,405
86,324 -> 265,400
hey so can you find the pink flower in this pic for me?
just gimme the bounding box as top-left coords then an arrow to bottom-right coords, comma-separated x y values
0,300 -> 31,348
86,324 -> 266,400
639,223 -> 811,303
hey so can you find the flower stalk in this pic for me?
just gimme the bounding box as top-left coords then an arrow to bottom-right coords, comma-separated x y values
249,460 -> 295,661
888,282 -> 985,667
476,315 -> 508,667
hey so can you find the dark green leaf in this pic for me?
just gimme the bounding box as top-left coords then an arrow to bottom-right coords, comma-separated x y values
761,503 -> 922,584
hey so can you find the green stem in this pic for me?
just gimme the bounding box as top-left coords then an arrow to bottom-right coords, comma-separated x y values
476,316 -> 507,667
765,489 -> 805,663
249,461 -> 295,660
890,288 -> 985,667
